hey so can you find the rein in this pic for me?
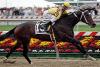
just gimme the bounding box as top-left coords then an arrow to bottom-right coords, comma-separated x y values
73,10 -> 90,24
49,25 -> 59,58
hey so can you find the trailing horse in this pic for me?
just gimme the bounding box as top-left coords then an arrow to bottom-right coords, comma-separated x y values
0,9 -> 96,64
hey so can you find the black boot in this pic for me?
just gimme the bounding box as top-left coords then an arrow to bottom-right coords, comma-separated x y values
45,21 -> 52,32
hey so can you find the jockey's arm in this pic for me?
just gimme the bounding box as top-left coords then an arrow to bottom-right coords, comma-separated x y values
43,10 -> 59,25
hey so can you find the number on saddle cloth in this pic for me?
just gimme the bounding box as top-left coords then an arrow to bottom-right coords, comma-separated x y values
35,21 -> 49,34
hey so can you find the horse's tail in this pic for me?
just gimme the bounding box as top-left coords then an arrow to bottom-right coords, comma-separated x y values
0,27 -> 16,41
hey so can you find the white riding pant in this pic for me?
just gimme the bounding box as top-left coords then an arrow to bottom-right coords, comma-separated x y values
43,10 -> 57,25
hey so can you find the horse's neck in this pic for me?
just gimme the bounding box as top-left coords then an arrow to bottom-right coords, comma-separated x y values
64,13 -> 79,25
54,11 -> 81,29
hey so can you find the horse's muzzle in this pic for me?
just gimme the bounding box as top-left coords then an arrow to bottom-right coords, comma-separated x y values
91,24 -> 96,28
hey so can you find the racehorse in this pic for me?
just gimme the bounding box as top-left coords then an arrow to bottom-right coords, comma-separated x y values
0,9 -> 96,64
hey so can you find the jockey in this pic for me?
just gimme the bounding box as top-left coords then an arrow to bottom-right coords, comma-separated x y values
43,2 -> 71,32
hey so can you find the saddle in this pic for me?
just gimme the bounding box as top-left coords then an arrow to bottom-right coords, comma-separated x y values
35,21 -> 51,34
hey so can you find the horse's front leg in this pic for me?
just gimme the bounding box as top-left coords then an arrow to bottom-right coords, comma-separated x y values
21,38 -> 31,64
65,34 -> 87,55
58,31 -> 96,60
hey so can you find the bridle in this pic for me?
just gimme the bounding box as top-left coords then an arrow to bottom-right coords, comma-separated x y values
73,10 -> 91,24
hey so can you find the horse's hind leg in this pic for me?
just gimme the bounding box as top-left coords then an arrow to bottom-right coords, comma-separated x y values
5,40 -> 21,59
21,38 -> 31,64
1,40 -> 21,62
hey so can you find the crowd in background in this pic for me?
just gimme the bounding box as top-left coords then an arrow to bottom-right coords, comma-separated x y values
0,3 -> 100,19
0,7 -> 47,18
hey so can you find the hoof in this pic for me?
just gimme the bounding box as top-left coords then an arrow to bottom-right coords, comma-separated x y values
0,57 -> 7,62
30,62 -> 33,64
29,61 -> 32,64
3,60 -> 16,64
87,55 -> 96,61
84,55 -> 96,61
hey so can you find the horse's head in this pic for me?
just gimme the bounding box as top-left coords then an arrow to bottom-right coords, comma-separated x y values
58,8 -> 96,28
78,5 -> 97,28
80,10 -> 96,28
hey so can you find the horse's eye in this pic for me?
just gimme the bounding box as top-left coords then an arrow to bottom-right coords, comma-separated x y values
86,13 -> 91,16
89,13 -> 91,15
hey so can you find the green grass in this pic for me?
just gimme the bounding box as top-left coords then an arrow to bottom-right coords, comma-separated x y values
0,25 -> 15,31
0,25 -> 100,31
74,24 -> 100,31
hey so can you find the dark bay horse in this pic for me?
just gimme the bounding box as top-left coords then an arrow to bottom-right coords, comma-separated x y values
0,10 -> 96,64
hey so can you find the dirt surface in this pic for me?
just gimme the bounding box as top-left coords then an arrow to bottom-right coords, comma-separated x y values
0,57 -> 100,67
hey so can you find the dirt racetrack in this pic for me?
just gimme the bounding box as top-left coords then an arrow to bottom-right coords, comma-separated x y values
0,57 -> 100,67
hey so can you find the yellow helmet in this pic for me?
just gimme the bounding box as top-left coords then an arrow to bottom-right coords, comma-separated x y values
63,2 -> 71,7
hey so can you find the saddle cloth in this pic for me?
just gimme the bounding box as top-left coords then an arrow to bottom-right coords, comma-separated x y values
35,21 -> 49,34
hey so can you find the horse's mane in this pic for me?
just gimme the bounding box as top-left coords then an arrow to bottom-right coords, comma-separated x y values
59,10 -> 79,20
59,5 -> 97,20
54,10 -> 79,28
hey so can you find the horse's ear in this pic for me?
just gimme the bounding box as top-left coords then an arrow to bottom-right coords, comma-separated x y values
79,9 -> 85,12
79,7 -> 86,12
